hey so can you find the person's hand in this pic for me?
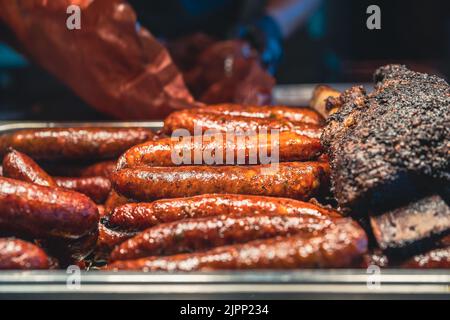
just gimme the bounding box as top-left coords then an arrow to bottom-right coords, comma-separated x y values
234,16 -> 283,75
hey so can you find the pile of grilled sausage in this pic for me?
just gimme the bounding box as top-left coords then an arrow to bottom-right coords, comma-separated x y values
0,101 -> 446,271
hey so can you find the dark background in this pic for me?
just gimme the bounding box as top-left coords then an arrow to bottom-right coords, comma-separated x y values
0,0 -> 448,120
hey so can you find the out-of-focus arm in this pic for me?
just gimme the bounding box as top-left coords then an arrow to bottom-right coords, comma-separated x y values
266,0 -> 322,38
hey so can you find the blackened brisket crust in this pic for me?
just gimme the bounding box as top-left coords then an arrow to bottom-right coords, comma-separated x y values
322,65 -> 449,212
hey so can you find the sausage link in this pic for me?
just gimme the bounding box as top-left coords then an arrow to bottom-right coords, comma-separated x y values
178,104 -> 324,125
0,238 -> 50,270
110,213 -> 337,261
104,190 -> 134,213
0,177 -> 99,240
116,132 -> 322,169
80,160 -> 117,178
400,247 -> 450,269
163,112 -> 322,139
108,194 -> 341,231
106,220 -> 367,271
55,176 -> 112,204
0,127 -> 154,160
112,162 -> 330,201
2,149 -> 57,186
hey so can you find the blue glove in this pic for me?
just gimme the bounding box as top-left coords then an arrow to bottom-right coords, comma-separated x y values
235,15 -> 283,75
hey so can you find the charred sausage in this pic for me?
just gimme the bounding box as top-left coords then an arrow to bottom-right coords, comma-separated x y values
0,238 -> 50,270
107,194 -> 341,231
116,132 -> 322,169
400,247 -> 450,269
110,213 -> 337,261
163,112 -> 322,139
112,162 -> 330,201
0,127 -> 154,160
97,222 -> 137,254
106,220 -> 367,271
0,177 -> 99,240
104,190 -> 135,213
2,149 -> 112,204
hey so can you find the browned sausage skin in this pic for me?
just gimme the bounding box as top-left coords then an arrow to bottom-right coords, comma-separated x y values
107,194 -> 341,231
110,213 -> 338,261
55,176 -> 112,204
106,220 -> 367,271
104,190 -> 135,213
0,127 -> 154,160
2,149 -> 57,186
0,238 -> 50,270
116,132 -> 322,169
163,112 -> 322,139
400,247 -> 450,268
80,160 -> 117,178
0,177 -> 99,240
2,149 -> 112,204
171,104 -> 324,125
112,162 -> 330,202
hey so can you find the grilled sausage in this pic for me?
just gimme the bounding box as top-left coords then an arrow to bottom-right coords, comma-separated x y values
0,177 -> 99,240
0,238 -> 50,270
97,222 -> 137,254
80,160 -> 117,178
2,149 -> 57,186
110,213 -> 337,261
55,176 -> 112,204
172,104 -> 324,125
104,190 -> 135,213
112,162 -> 330,201
2,149 -> 112,204
107,194 -> 341,231
400,247 -> 450,269
163,112 -> 322,139
0,127 -> 154,160
106,220 -> 367,271
116,132 -> 322,169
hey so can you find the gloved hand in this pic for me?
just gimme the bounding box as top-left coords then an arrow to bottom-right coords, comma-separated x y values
234,15 -> 283,75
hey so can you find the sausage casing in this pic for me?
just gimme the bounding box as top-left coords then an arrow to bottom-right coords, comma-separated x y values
110,213 -> 337,261
106,220 -> 367,271
116,132 -> 322,169
112,162 -> 330,201
107,194 -> 341,231
171,104 -> 324,125
163,112 -> 322,139
104,190 -> 135,213
80,160 -> 117,178
0,177 -> 99,240
2,149 -> 57,187
55,176 -> 112,204
0,127 -> 154,160
0,238 -> 50,270
400,247 -> 450,269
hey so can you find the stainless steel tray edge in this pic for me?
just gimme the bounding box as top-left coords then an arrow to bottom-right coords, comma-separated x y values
0,121 -> 448,299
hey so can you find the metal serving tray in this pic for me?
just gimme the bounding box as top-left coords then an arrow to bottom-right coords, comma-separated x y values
0,121 -> 448,300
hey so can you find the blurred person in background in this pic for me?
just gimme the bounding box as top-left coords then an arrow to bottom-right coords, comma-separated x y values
0,0 -> 448,120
